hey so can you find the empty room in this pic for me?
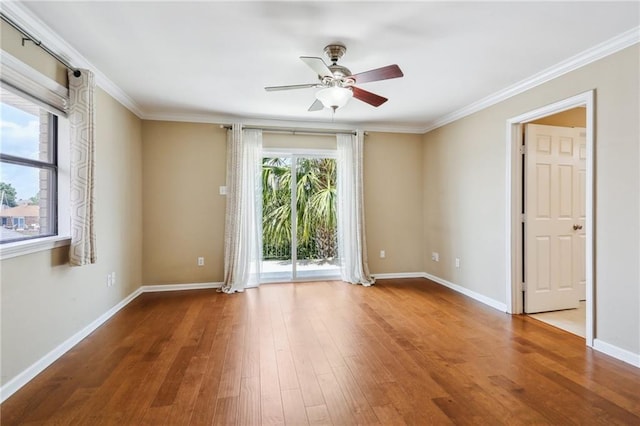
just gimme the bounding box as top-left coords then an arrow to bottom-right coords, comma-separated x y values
1,1 -> 639,424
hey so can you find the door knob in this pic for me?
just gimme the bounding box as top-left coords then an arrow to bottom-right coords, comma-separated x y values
573,224 -> 583,230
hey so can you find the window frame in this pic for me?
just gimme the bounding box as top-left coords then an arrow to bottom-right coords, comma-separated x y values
0,91 -> 71,260
1,110 -> 58,243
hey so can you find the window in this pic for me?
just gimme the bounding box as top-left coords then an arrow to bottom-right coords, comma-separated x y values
1,87 -> 58,244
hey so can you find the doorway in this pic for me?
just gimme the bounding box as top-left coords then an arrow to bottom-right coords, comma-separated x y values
261,151 -> 341,282
506,90 -> 595,346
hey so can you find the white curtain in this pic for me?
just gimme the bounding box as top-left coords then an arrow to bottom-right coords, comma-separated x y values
336,130 -> 374,286
221,124 -> 263,293
68,69 -> 96,266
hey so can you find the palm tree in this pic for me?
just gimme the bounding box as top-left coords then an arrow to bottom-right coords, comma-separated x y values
262,157 -> 337,262
262,157 -> 292,259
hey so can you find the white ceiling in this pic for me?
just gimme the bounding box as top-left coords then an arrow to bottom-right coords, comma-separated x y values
11,1 -> 640,132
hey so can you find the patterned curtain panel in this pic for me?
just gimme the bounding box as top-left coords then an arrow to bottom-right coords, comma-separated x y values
221,124 -> 263,293
336,130 -> 374,286
68,69 -> 96,266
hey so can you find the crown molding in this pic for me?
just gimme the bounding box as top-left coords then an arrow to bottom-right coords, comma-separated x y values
142,111 -> 426,134
1,1 -> 145,118
421,26 -> 640,133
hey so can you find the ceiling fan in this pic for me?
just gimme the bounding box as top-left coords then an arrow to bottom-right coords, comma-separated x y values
265,43 -> 404,112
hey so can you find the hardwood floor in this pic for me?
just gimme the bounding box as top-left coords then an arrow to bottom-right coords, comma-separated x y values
2,278 -> 640,425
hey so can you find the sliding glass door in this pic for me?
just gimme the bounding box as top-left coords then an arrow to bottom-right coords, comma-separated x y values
262,153 -> 340,282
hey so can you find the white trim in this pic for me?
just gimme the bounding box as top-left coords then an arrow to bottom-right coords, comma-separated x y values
57,117 -> 71,239
0,236 -> 70,260
260,276 -> 342,284
140,282 -> 223,292
263,148 -> 337,158
423,272 -> 508,313
422,27 -> 639,133
371,272 -> 426,280
593,339 -> 640,368
1,2 -> 144,118
1,116 -> 71,261
505,90 -> 595,347
143,112 -> 426,135
0,287 -> 143,403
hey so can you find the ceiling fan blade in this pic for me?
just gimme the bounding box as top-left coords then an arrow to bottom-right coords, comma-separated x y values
300,56 -> 333,78
352,86 -> 388,107
264,83 -> 320,91
308,99 -> 324,111
351,64 -> 404,84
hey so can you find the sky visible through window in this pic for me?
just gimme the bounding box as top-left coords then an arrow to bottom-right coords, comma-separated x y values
1,102 -> 41,200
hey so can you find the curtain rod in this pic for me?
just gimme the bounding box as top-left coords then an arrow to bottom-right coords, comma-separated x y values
0,12 -> 81,77
220,125 -> 366,136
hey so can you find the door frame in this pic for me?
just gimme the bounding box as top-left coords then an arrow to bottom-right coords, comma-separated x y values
505,90 -> 595,347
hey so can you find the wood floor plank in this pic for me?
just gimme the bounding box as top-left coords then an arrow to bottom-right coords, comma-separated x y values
217,323 -> 247,398
306,404 -> 332,426
281,388 -> 309,425
316,372 -> 357,425
2,280 -> 640,425
308,317 -> 348,370
331,365 -> 380,424
140,405 -> 172,426
241,320 -> 261,379
237,376 -> 261,426
380,381 -> 453,425
189,296 -> 235,425
151,345 -> 197,407
213,396 -> 239,426
259,309 -> 285,425
371,403 -> 407,426
261,393 -> 285,426
290,344 -> 326,407
166,353 -> 210,425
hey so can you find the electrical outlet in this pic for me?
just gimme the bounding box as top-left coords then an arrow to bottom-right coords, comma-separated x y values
219,186 -> 227,195
197,257 -> 205,266
455,258 -> 460,268
380,250 -> 385,259
107,274 -> 112,287
431,252 -> 439,262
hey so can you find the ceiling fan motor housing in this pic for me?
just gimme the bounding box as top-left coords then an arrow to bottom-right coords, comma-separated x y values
324,43 -> 347,64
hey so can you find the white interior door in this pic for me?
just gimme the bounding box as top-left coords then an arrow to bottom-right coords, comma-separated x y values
524,124 -> 586,313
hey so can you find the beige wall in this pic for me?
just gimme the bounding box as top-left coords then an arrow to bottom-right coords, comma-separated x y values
263,132 -> 336,150
422,45 -> 639,354
423,111 -> 505,293
141,121 -> 227,284
1,88 -> 143,386
531,106 -> 587,127
365,132 -> 424,274
141,127 -> 424,283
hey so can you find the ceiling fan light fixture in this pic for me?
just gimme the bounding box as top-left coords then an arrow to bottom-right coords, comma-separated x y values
315,86 -> 353,110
